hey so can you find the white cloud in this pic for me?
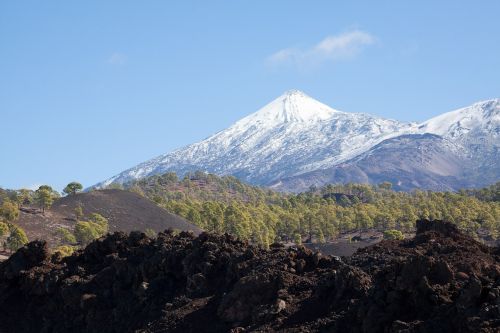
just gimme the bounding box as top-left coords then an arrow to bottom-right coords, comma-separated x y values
267,30 -> 376,69
108,52 -> 127,65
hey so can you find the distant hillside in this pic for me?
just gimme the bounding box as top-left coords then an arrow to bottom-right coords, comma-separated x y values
3,177 -> 499,251
271,134 -> 472,192
125,171 -> 283,204
14,189 -> 201,247
120,172 -> 500,248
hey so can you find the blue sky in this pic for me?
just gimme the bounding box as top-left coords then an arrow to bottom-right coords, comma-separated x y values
1,1 -> 499,191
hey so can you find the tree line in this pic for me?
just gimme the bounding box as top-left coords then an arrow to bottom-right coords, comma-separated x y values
1,175 -> 499,251
121,172 -> 500,247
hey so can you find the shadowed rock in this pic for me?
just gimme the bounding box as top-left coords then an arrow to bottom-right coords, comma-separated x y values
0,221 -> 498,332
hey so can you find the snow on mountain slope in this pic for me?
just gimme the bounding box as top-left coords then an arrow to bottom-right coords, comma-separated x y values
270,134 -> 472,192
96,90 -> 414,188
271,99 -> 500,192
419,98 -> 500,140
419,98 -> 500,166
94,92 -> 499,191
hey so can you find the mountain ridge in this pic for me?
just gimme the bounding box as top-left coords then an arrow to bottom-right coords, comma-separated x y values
94,91 -> 500,191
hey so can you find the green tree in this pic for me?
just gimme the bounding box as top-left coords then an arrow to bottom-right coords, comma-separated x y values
224,204 -> 251,240
293,233 -> 302,245
160,172 -> 178,183
6,226 -> 28,252
72,214 -> 108,245
75,205 -> 84,221
54,245 -> 75,257
0,200 -> 20,222
317,229 -> 326,243
55,227 -> 77,244
0,222 -> 9,237
400,204 -> 418,230
10,191 -> 23,209
63,182 -> 83,196
383,229 -> 405,240
355,209 -> 373,230
201,201 -> 225,233
375,211 -> 396,229
17,189 -> 32,208
35,186 -> 54,213
88,213 -> 109,234
277,211 -> 300,242
186,207 -> 202,226
0,222 -> 8,252
74,221 -> 101,245
37,185 -> 60,198
144,228 -> 156,238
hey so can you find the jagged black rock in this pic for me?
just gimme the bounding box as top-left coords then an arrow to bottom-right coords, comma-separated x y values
0,220 -> 498,332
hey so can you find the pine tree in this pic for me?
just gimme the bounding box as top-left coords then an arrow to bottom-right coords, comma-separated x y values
35,186 -> 54,213
6,226 -> 28,252
0,200 -> 20,222
75,205 -> 84,221
63,182 -> 83,196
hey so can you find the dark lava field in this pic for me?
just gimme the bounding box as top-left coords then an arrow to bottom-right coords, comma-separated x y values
0,220 -> 499,332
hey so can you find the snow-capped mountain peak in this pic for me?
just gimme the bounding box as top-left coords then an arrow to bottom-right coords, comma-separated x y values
95,90 -> 410,188
94,93 -> 499,192
234,89 -> 339,128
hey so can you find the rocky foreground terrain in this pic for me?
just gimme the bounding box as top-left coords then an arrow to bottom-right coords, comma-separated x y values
0,220 -> 499,332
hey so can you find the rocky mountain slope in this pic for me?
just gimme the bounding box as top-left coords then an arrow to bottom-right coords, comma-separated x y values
273,99 -> 500,192
95,92 -> 499,192
271,133 -> 471,192
0,220 -> 498,332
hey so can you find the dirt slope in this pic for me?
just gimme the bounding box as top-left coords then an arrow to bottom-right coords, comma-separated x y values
0,219 -> 498,332
15,189 -> 201,246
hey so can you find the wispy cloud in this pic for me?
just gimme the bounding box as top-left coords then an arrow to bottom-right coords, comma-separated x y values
108,52 -> 127,65
267,30 -> 376,70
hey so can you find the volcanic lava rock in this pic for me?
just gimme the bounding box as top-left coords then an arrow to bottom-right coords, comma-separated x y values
0,220 -> 498,332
